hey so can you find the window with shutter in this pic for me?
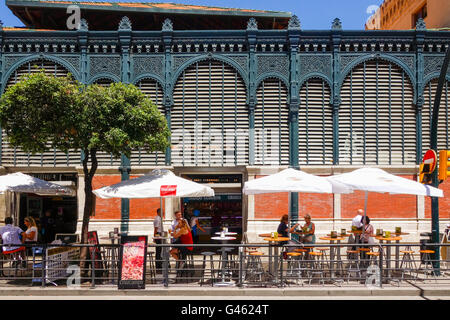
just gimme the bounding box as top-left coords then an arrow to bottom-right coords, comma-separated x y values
131,78 -> 166,166
298,79 -> 333,165
255,78 -> 289,166
171,60 -> 248,167
422,79 -> 450,154
339,60 -> 416,165
2,60 -> 79,167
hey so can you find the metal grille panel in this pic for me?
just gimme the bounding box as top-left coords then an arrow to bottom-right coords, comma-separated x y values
299,79 -> 333,165
422,79 -> 450,155
255,78 -> 289,165
339,60 -> 416,165
171,60 -> 248,166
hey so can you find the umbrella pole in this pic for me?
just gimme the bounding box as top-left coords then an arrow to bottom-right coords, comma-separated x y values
160,197 -> 164,233
363,191 -> 368,241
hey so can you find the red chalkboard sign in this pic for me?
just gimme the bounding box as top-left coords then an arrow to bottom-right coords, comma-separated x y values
118,235 -> 148,290
87,231 -> 104,277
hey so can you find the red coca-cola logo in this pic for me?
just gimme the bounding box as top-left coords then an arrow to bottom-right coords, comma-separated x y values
160,185 -> 177,196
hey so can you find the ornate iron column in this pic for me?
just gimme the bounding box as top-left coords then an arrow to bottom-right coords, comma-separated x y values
415,19 -> 425,164
162,19 -> 173,166
288,16 -> 301,227
247,18 -> 257,165
118,16 -> 132,234
331,18 -> 343,164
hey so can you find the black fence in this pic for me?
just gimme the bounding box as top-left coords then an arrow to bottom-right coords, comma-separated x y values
0,242 -> 449,288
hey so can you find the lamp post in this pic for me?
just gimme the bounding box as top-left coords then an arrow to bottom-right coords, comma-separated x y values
429,47 -> 450,276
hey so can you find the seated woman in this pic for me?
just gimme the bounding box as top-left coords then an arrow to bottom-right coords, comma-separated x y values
170,219 -> 193,261
299,214 -> 316,244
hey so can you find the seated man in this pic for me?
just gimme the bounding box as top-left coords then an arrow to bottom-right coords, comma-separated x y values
0,217 -> 25,261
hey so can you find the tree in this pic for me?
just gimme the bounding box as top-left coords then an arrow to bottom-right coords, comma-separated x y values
0,71 -> 170,247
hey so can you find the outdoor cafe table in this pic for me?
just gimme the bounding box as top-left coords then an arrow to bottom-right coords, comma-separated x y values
388,232 -> 410,269
375,236 -> 402,277
319,236 -> 345,278
263,237 -> 289,284
214,232 -> 238,236
211,236 -> 236,287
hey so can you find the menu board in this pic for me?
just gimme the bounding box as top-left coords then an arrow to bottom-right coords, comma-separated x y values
87,231 -> 104,277
118,235 -> 148,290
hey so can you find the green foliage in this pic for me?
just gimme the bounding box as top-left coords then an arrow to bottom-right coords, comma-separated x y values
0,71 -> 80,154
0,71 -> 170,159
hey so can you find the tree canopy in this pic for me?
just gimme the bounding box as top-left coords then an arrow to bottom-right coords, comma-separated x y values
0,70 -> 171,245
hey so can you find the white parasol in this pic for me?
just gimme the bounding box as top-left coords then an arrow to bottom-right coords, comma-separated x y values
93,169 -> 214,199
0,172 -> 75,196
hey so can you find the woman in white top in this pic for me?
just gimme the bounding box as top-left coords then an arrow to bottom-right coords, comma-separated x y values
22,216 -> 38,243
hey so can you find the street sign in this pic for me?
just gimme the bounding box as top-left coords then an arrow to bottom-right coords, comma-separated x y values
423,149 -> 437,173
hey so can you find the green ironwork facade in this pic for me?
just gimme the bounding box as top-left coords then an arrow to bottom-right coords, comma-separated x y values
1,17 -> 450,170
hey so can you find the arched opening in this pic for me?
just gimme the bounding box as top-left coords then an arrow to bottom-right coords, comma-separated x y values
299,78 -> 333,165
171,60 -> 248,167
339,60 -> 416,165
255,78 -> 289,166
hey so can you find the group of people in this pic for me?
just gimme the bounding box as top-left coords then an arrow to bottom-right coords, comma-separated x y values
153,209 -> 206,267
276,208 -> 375,247
277,213 -> 316,245
0,216 -> 39,258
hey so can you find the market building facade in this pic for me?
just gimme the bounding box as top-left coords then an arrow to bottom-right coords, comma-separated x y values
0,0 -> 449,242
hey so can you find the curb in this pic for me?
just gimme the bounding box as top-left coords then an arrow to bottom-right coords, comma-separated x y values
0,285 -> 447,297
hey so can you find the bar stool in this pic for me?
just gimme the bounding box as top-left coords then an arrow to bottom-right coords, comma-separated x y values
285,252 -> 304,285
175,250 -> 195,283
307,251 -> 325,285
2,247 -> 26,278
358,248 -> 371,270
346,250 -> 361,283
417,250 -> 437,282
147,252 -> 156,284
366,251 -> 380,267
244,251 -> 264,283
399,249 -> 417,282
316,248 -> 330,273
200,251 -> 216,286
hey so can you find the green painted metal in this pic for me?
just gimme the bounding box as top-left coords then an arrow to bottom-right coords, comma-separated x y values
429,47 -> 450,276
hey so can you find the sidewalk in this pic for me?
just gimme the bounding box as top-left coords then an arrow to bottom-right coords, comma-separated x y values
0,282 -> 449,299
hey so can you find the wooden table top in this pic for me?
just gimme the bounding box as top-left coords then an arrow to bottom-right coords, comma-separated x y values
388,232 -> 410,235
263,237 -> 290,242
258,233 -> 273,238
319,236 -> 345,241
327,233 -> 351,237
375,236 -> 402,241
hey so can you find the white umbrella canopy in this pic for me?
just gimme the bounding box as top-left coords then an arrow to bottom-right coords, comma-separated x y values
326,167 -> 443,198
93,169 -> 215,199
0,172 -> 75,196
243,168 -> 351,195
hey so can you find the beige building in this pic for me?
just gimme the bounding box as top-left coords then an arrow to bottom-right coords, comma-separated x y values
366,0 -> 450,30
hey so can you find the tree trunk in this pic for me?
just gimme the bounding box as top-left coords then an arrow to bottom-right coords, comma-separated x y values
79,149 -> 98,278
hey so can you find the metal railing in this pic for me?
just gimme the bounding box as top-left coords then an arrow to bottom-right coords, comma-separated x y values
0,242 -> 449,288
